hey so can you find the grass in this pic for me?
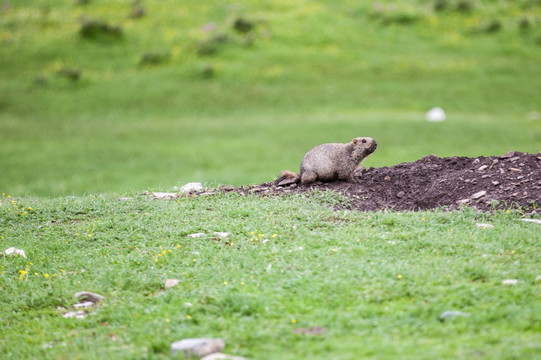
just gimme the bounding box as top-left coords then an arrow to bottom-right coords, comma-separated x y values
1,192 -> 540,359
1,2 -> 541,358
1,0 -> 541,196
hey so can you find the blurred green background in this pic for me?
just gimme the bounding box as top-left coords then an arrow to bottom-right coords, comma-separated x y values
1,0 -> 540,196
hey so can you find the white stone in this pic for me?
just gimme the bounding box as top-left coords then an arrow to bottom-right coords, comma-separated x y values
73,302 -> 95,309
62,310 -> 88,319
179,182 -> 204,193
187,233 -> 206,238
4,247 -> 27,258
165,279 -> 179,288
425,107 -> 446,122
476,223 -> 494,229
502,279 -> 518,285
151,192 -> 178,199
213,232 -> 230,238
471,190 -> 487,200
521,219 -> 541,225
201,353 -> 247,360
439,310 -> 470,319
170,338 -> 225,357
75,291 -> 104,303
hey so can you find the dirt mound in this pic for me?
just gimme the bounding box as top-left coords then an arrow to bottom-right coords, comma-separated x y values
221,151 -> 541,212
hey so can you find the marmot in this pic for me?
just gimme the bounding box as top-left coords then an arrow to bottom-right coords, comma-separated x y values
278,137 -> 377,185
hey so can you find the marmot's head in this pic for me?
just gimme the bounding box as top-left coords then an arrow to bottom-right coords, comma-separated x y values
352,137 -> 377,155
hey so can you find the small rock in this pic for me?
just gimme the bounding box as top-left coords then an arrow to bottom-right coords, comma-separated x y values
500,151 -> 516,159
201,354 -> 247,360
213,232 -> 230,238
456,199 -> 470,205
509,168 -> 522,172
152,192 -> 178,199
179,182 -> 204,193
396,191 -> 405,198
492,181 -> 500,186
202,353 -> 247,360
521,218 -> 541,225
187,233 -> 206,238
478,165 -> 488,171
4,247 -> 27,258
170,338 -> 225,357
425,107 -> 446,122
277,178 -> 298,187
62,310 -> 88,319
293,327 -> 326,335
471,190 -> 487,200
502,279 -> 518,285
165,279 -> 180,288
75,291 -> 104,303
384,176 -> 391,181
476,223 -> 494,229
73,301 -> 95,309
439,310 -> 470,320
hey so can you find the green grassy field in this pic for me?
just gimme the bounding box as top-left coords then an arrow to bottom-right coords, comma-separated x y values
1,193 -> 541,359
1,2 -> 541,359
1,0 -> 541,196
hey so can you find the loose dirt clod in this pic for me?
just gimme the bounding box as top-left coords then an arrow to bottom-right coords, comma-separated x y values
209,152 -> 541,212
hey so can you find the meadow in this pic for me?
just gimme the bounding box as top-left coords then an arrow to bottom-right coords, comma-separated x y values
1,1 -> 541,359
1,193 -> 540,359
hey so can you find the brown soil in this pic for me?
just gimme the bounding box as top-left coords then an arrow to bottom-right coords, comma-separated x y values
216,151 -> 541,212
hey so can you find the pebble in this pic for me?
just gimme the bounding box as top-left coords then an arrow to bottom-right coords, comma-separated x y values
75,291 -> 104,303
4,247 -> 27,258
521,219 -> 541,225
476,223 -> 494,229
425,107 -> 446,122
439,310 -> 470,320
500,151 -> 516,159
471,190 -> 487,200
201,354 -> 247,360
478,165 -> 488,171
213,232 -> 230,238
170,338 -> 225,357
165,279 -> 180,288
62,310 -> 88,319
187,233 -> 206,238
179,182 -> 204,193
151,192 -> 178,199
73,301 -> 95,309
502,279 -> 518,285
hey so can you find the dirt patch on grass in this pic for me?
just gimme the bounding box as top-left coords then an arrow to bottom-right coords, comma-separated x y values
217,151 -> 541,212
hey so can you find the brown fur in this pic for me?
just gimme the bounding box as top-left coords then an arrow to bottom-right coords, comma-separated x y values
277,137 -> 377,185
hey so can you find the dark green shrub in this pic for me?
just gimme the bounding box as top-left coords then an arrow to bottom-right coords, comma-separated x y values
79,18 -> 122,39
139,51 -> 170,66
456,1 -> 473,13
196,34 -> 228,56
434,0 -> 448,12
233,17 -> 254,33
57,68 -> 82,82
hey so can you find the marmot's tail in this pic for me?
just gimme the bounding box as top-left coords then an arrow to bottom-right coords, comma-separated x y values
275,170 -> 300,186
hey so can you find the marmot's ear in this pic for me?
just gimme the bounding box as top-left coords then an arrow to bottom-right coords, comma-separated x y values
352,138 -> 358,144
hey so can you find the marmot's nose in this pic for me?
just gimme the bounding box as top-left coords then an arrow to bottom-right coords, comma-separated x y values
373,140 -> 378,147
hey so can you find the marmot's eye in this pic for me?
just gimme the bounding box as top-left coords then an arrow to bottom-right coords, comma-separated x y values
362,139 -> 367,143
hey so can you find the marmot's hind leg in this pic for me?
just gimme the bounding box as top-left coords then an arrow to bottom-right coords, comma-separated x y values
300,171 -> 317,185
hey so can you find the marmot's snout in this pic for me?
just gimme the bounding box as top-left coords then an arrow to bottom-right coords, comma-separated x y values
368,139 -> 377,153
